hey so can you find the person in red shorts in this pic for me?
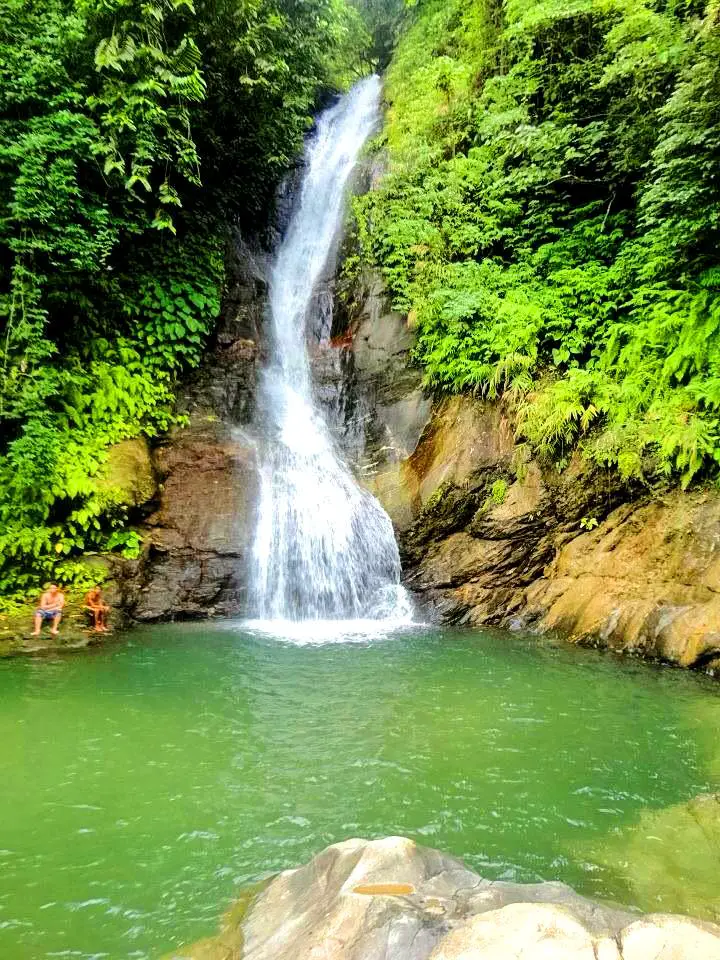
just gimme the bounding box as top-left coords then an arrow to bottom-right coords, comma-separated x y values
85,586 -> 110,632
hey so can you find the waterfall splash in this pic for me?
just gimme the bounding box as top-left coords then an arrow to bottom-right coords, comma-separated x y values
248,76 -> 412,630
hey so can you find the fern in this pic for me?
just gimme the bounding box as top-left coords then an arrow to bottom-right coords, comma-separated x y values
356,0 -> 720,487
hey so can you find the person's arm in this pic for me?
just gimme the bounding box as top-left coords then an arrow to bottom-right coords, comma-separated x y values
58,593 -> 66,610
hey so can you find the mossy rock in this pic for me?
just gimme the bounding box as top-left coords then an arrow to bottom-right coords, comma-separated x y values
96,437 -> 157,508
162,879 -> 269,959
583,794 -> 720,923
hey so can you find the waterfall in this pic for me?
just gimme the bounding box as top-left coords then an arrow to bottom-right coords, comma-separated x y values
249,76 -> 411,625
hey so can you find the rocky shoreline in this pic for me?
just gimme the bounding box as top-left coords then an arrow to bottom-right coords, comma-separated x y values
375,394 -> 720,677
169,835 -> 720,960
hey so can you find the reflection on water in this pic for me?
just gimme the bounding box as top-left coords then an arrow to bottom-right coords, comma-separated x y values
0,623 -> 718,959
578,773 -> 720,921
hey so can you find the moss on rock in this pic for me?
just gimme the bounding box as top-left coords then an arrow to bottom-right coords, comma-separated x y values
583,795 -> 720,924
97,438 -> 157,508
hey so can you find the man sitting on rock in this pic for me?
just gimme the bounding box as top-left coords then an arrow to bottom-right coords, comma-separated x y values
32,583 -> 66,637
84,586 -> 110,633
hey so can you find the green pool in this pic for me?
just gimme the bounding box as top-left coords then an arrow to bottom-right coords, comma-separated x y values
1,623 -> 718,959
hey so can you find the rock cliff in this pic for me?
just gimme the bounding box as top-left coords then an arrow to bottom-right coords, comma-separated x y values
171,836 -> 720,960
384,395 -> 720,676
120,237 -> 266,622
339,275 -> 720,677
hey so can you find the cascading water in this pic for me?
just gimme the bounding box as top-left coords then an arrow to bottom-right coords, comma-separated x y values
249,76 -> 411,626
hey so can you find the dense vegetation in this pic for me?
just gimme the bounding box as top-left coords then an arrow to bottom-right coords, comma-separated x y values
357,0 -> 720,485
0,0 -> 381,596
5,0 -> 719,601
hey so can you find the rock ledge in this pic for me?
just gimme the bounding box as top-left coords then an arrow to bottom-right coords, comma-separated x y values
171,837 -> 720,960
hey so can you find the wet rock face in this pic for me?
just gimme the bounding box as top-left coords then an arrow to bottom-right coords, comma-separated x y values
320,268 -> 432,479
178,235 -> 267,425
123,238 -> 266,621
377,395 -> 619,624
175,837 -> 720,960
126,417 -> 257,621
351,280 -> 431,473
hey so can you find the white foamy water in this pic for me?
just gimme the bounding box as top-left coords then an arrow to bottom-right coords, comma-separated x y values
242,614 -> 417,647
249,77 -> 413,628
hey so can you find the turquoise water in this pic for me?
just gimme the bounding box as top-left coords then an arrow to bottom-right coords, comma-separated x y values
0,623 -> 718,959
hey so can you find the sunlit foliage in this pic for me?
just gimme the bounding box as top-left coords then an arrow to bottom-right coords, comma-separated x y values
357,0 -> 720,486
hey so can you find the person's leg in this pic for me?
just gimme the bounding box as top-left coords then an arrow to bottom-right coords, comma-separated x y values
93,608 -> 103,632
50,612 -> 61,636
32,612 -> 42,636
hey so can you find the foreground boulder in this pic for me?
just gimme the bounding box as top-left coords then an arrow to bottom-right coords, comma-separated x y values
170,837 -> 720,960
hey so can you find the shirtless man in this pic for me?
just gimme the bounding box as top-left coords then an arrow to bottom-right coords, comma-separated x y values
84,586 -> 110,632
32,583 -> 66,636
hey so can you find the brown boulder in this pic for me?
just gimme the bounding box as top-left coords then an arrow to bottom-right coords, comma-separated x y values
128,416 -> 258,621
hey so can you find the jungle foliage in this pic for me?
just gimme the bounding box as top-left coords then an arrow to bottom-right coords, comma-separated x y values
357,0 -> 720,486
0,0 -> 369,594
